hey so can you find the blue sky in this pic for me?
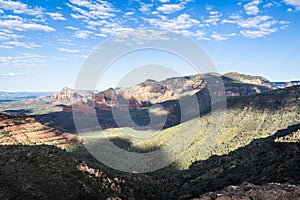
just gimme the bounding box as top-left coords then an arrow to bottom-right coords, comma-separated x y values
0,0 -> 299,91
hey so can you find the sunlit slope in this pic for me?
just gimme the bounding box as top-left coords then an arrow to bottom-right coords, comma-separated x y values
87,86 -> 300,169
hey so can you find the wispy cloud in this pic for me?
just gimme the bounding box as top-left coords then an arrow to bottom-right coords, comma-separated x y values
0,29 -> 23,40
0,72 -> 16,77
0,72 -> 37,77
4,41 -> 42,48
222,15 -> 280,38
204,11 -> 222,26
145,14 -> 199,30
0,0 -> 43,15
139,3 -> 153,14
244,0 -> 261,15
67,0 -> 118,19
67,0 -> 123,36
74,30 -> 92,39
0,53 -> 47,67
193,30 -> 209,40
158,0 -> 170,3
211,32 -> 236,41
0,18 -> 55,31
66,26 -> 79,30
56,47 -> 80,53
156,4 -> 185,14
283,0 -> 300,10
0,45 -> 13,48
0,56 -> 13,62
47,12 -> 66,20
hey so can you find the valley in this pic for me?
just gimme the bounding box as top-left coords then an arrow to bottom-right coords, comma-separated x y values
0,72 -> 299,199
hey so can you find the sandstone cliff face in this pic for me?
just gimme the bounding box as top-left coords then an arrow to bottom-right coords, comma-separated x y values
50,87 -> 92,103
41,72 -> 274,114
93,88 -> 119,105
62,72 -> 274,122
117,73 -> 273,103
117,74 -> 209,105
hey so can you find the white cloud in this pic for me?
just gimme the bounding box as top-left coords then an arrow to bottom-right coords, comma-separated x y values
204,10 -> 222,26
193,30 -> 209,40
47,12 -> 66,21
95,33 -> 107,37
0,56 -> 13,62
110,29 -> 175,43
56,47 -> 80,53
139,3 -> 153,13
0,0 -> 43,15
240,29 -> 276,38
66,26 -> 79,30
263,3 -> 273,8
156,4 -> 185,14
0,29 -> 23,40
0,45 -> 13,48
159,0 -> 170,3
0,19 -> 54,31
237,15 -> 275,29
67,0 -> 122,36
0,72 -> 36,77
4,41 -> 41,48
145,14 -> 199,30
283,0 -> 300,10
100,26 -> 134,36
244,0 -> 261,15
0,53 -> 47,67
125,11 -> 134,15
68,0 -> 117,19
74,30 -> 92,39
211,32 -> 236,41
237,16 -> 278,38
0,72 -> 16,77
221,14 -> 280,39
206,5 -> 213,11
287,8 -> 293,12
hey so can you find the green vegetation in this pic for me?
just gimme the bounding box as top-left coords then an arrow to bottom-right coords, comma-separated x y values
275,130 -> 300,143
89,86 -> 300,169
223,72 -> 270,84
1,130 -> 11,137
0,85 -> 299,199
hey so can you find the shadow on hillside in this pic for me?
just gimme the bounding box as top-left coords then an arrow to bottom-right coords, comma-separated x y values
156,123 -> 300,199
33,86 -> 214,134
227,85 -> 300,111
33,85 -> 299,136
3,109 -> 33,116
0,145 -> 130,200
60,123 -> 300,199
0,123 -> 299,199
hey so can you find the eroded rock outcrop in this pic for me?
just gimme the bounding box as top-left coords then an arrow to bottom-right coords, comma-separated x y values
195,182 -> 300,200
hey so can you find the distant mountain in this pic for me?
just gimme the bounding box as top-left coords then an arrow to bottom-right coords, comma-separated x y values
0,91 -> 53,102
223,72 -> 274,87
116,72 -> 274,105
53,74 -> 299,132
62,72 -> 275,129
0,72 -> 286,116
273,81 -> 300,88
23,87 -> 94,106
49,87 -> 93,104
